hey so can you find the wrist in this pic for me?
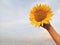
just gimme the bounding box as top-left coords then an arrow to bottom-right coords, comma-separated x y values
43,23 -> 51,30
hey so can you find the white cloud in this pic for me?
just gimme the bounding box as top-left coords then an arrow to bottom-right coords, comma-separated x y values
56,9 -> 60,14
0,30 -> 56,45
0,19 -> 30,28
0,0 -> 59,45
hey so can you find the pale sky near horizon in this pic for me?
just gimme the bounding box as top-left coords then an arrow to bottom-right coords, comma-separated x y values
0,0 -> 60,45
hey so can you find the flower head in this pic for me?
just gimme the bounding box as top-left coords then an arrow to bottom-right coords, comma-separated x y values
29,4 -> 53,27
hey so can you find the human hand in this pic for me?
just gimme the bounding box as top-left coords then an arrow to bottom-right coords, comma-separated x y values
41,22 -> 51,30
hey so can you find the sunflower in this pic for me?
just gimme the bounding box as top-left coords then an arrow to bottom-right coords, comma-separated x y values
29,4 -> 53,27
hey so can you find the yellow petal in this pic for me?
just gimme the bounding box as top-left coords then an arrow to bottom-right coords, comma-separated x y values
29,4 -> 53,27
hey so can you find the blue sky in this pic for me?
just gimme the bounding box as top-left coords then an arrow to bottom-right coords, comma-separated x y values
0,0 -> 60,45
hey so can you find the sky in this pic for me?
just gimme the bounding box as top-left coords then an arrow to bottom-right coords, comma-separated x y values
0,0 -> 60,45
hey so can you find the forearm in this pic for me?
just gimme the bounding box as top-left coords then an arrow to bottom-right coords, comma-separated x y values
47,25 -> 60,45
43,24 -> 60,45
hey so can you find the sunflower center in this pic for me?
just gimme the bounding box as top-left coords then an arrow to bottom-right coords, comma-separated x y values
34,10 -> 47,22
